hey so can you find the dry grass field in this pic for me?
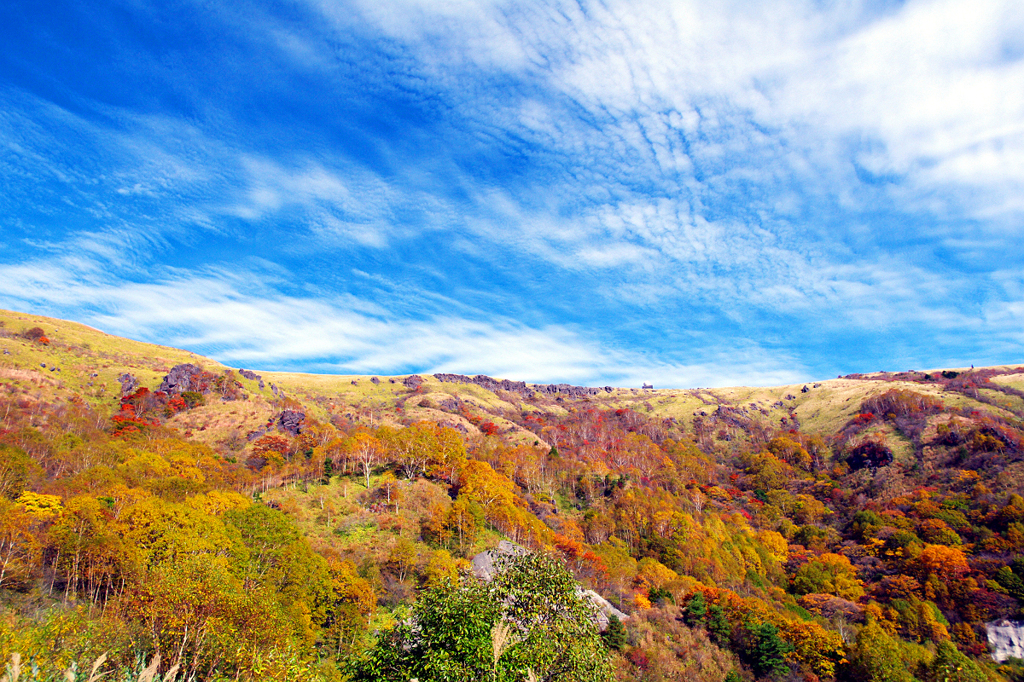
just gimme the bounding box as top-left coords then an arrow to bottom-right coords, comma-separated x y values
4,307 -> 1022,451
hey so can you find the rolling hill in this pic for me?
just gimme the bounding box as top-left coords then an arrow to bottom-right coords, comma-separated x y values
2,306 -> 1024,682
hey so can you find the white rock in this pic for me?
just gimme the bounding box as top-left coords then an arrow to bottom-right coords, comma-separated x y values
987,619 -> 1024,662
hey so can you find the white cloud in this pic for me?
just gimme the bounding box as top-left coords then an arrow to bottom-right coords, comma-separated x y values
5,0 -> 1022,383
0,256 -> 809,387
225,155 -> 398,247
328,0 -> 1023,224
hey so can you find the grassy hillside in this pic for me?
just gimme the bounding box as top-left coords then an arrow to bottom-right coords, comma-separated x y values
6,307 -> 1020,448
3,307 -> 1024,682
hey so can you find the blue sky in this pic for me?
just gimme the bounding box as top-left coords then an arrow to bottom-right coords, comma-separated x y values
2,0 -> 1023,387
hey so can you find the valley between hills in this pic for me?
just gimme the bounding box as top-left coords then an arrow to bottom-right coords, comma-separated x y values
3,306 -> 1024,682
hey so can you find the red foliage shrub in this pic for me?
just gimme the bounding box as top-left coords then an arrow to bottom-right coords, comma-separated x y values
626,648 -> 650,670
109,403 -> 159,436
847,441 -> 894,471
252,435 -> 291,455
164,395 -> 188,417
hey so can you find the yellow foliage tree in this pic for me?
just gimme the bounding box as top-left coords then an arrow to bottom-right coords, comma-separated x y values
16,490 -> 63,518
792,552 -> 865,601
0,499 -> 40,590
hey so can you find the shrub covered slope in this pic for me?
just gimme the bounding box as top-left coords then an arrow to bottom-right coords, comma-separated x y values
3,308 -> 1024,681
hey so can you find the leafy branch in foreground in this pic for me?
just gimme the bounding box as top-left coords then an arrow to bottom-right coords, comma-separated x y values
350,552 -> 611,682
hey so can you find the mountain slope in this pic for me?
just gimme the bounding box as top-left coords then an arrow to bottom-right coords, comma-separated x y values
4,307 -> 1019,446
2,307 -> 1023,682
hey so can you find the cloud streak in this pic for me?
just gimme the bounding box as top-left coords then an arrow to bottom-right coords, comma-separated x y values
0,257 -> 806,387
0,0 -> 1021,385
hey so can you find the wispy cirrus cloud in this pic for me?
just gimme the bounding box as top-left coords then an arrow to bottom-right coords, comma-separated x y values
1,0 -> 1022,385
0,256 -> 807,387
327,0 -> 1024,224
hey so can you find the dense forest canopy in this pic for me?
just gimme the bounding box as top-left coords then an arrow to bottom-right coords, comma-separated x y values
3,309 -> 1024,681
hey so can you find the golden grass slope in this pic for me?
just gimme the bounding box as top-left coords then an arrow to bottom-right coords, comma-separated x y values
2,307 -> 1020,442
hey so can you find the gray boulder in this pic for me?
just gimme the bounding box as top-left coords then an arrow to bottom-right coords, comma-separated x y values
158,364 -> 206,394
580,589 -> 629,630
469,540 -> 627,630
987,619 -> 1024,662
278,410 -> 305,435
117,373 -> 139,396
471,540 -> 528,581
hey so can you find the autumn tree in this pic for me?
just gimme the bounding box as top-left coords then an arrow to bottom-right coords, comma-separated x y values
379,423 -> 433,479
459,460 -> 518,530
846,620 -> 917,682
0,443 -> 37,499
847,440 -> 894,471
620,605 -> 738,681
22,327 -> 46,342
0,499 -> 40,590
928,640 -> 990,682
913,544 -> 970,605
792,552 -> 865,601
445,496 -> 484,554
49,496 -> 128,602
249,434 -> 291,470
346,431 -> 384,489
428,424 -> 468,484
325,557 -> 377,657
766,435 -> 811,470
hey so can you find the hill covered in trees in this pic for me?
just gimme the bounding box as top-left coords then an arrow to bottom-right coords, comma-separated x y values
3,308 -> 1024,681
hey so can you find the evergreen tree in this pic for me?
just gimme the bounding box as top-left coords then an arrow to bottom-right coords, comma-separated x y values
685,591 -> 707,626
747,622 -> 793,678
707,604 -> 731,645
602,615 -> 626,651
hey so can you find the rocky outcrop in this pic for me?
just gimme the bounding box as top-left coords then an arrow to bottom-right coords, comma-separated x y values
158,364 -> 208,394
403,375 -> 424,389
117,373 -> 139,396
239,369 -> 265,390
439,397 -> 462,412
248,409 -> 306,441
434,373 -> 614,400
580,589 -> 629,631
988,619 -> 1024,662
534,383 -> 611,399
470,541 -> 627,630
435,373 -> 529,394
278,410 -> 305,435
470,540 -> 529,581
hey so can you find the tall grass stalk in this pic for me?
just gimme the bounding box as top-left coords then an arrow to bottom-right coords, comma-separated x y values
2,653 -> 179,682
